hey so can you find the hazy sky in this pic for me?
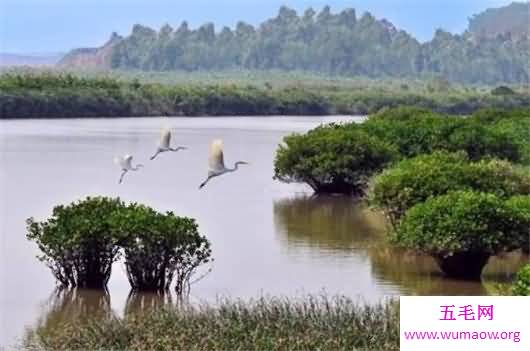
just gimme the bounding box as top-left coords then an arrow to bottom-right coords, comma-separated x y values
0,0 -> 518,53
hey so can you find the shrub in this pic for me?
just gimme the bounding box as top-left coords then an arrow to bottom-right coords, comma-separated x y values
512,264 -> 530,296
395,191 -> 529,280
476,108 -> 530,164
274,124 -> 396,195
26,197 -> 126,288
361,109 -> 463,158
362,107 -> 524,162
111,203 -> 212,294
369,152 -> 530,227
448,123 -> 522,161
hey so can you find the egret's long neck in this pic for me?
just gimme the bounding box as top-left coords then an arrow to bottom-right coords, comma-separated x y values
227,162 -> 244,172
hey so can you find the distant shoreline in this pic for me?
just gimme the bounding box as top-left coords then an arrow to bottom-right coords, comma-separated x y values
2,72 -> 529,119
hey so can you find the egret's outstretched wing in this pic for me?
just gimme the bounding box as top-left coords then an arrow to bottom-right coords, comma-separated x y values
160,128 -> 171,148
208,139 -> 225,172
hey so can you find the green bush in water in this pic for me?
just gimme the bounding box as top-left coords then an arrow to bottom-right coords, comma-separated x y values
26,197 -> 126,288
274,124 -> 397,195
111,203 -> 212,294
362,106 -> 525,162
396,191 -> 530,280
369,152 -> 530,227
512,263 -> 530,296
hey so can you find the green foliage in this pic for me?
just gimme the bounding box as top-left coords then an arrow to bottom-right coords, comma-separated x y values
396,191 -> 529,258
447,123 -> 522,162
274,124 -> 396,195
370,152 -> 530,227
512,263 -> 530,296
471,107 -> 530,164
26,197 -> 126,288
111,204 -> 212,294
362,106 -> 525,162
26,197 -> 212,293
23,296 -> 400,351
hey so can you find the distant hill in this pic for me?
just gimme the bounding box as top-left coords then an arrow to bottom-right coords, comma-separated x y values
0,53 -> 63,67
58,33 -> 122,69
468,2 -> 529,40
58,3 -> 530,84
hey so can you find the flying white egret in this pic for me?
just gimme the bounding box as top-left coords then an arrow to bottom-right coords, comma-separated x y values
199,139 -> 249,189
114,155 -> 144,184
150,128 -> 187,160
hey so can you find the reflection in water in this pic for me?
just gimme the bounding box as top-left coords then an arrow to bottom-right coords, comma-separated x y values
274,195 -> 387,251
24,288 -> 114,347
368,246 -> 527,295
274,195 -> 528,296
37,288 -> 113,325
24,288 -> 178,347
125,291 -> 175,316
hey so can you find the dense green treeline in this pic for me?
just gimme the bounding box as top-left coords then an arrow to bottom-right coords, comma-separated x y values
67,4 -> 530,84
1,72 -> 529,118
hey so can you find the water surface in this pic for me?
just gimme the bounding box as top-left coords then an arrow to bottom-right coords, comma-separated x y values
0,116 -> 525,348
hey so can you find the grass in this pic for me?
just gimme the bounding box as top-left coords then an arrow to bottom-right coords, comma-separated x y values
23,295 -> 399,351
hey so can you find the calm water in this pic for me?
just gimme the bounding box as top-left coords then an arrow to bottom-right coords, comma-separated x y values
0,116 -> 526,348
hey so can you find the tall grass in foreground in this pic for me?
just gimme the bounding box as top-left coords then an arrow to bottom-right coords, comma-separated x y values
24,296 -> 399,351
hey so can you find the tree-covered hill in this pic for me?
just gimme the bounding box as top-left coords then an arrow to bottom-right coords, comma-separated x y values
58,3 -> 530,84
468,2 -> 529,40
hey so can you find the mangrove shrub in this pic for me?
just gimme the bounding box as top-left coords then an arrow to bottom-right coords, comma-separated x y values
369,152 -> 530,227
112,203 -> 212,294
361,107 -> 524,162
395,191 -> 530,280
274,124 -> 396,195
26,197 -> 126,288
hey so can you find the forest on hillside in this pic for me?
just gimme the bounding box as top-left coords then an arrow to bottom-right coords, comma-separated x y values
60,3 -> 530,85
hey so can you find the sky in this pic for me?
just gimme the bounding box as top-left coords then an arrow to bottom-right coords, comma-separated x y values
0,0 -> 519,54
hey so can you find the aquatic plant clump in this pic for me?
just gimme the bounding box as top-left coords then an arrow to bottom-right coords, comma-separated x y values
26,197 -> 126,289
369,151 -> 530,227
396,191 -> 530,280
361,106 -> 527,163
274,124 -> 397,195
112,204 -> 212,294
23,296 -> 399,351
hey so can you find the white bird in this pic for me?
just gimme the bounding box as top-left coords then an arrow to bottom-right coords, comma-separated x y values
114,155 -> 144,184
199,139 -> 249,189
150,128 -> 187,160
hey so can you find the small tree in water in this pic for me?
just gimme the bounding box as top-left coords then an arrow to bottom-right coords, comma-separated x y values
274,124 -> 396,195
26,197 -> 125,289
112,203 -> 212,294
395,191 -> 529,280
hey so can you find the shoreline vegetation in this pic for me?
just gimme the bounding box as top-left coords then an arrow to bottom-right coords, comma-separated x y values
23,295 -> 399,351
1,71 -> 529,118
